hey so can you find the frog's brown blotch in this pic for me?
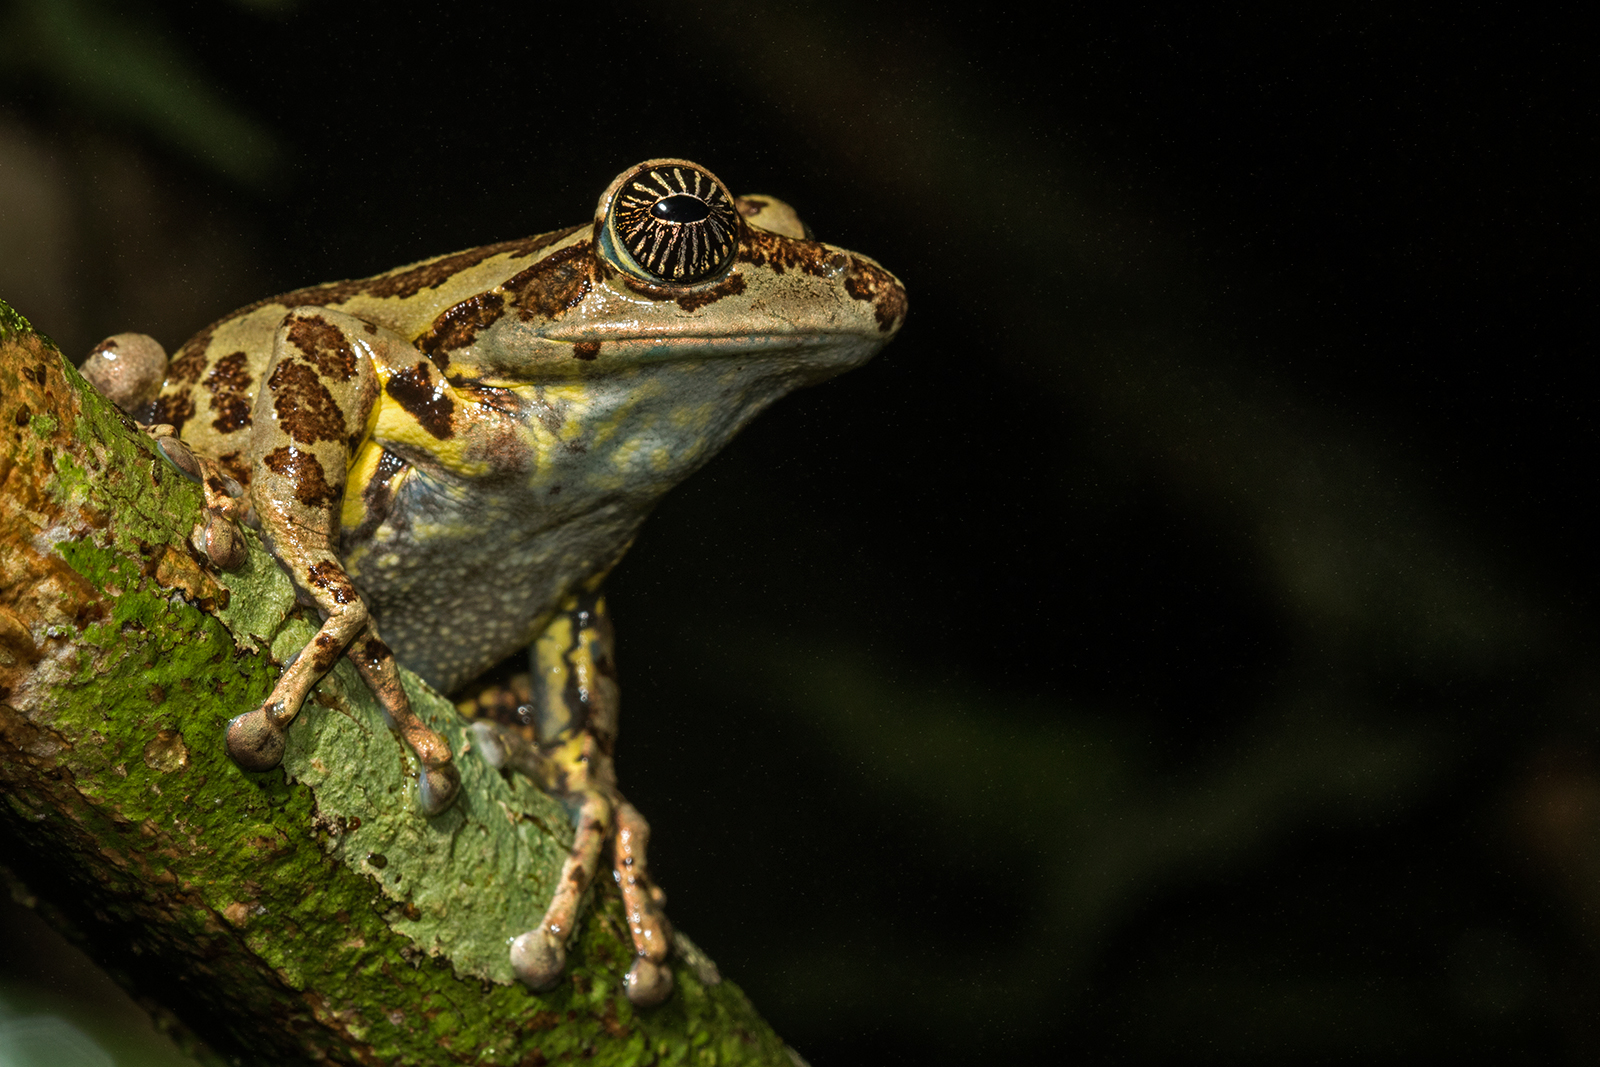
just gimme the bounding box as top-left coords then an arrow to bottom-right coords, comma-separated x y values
844,256 -> 908,333
306,560 -> 359,606
385,362 -> 456,440
215,450 -> 251,488
203,350 -> 252,393
262,445 -> 340,510
209,391 -> 252,436
285,315 -> 360,383
309,631 -> 342,672
143,391 -> 195,435
267,360 -> 349,445
502,241 -> 594,322
167,343 -> 209,385
416,292 -> 506,366
572,342 -> 600,361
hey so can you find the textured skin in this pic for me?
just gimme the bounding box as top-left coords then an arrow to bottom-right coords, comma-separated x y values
127,161 -> 907,1003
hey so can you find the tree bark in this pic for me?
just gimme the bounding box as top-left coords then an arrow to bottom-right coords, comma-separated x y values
0,298 -> 791,1066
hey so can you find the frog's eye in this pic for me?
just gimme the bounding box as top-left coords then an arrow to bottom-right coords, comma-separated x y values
597,160 -> 739,285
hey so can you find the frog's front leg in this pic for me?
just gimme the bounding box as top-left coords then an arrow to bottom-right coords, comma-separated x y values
224,308 -> 460,816
490,593 -> 674,1006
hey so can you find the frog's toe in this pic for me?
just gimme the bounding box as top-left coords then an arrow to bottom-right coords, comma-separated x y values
226,706 -> 286,771
468,720 -> 509,768
510,929 -> 566,991
623,956 -> 674,1007
195,510 -> 247,571
417,760 -> 461,817
155,434 -> 203,482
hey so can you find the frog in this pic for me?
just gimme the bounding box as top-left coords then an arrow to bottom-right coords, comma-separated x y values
80,159 -> 907,1007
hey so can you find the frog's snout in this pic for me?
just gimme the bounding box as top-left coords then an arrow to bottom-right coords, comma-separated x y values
842,255 -> 908,337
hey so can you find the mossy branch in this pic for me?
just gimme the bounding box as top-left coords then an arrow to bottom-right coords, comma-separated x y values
0,299 -> 789,1066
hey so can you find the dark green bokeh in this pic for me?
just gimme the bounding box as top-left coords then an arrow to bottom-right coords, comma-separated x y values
2,1 -> 1594,1063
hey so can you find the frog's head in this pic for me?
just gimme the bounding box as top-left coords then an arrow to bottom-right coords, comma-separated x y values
434,159 -> 905,385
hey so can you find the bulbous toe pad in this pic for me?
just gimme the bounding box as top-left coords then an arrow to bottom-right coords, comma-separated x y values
226,706 -> 286,771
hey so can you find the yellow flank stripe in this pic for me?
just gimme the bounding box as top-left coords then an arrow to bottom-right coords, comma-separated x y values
342,439 -> 385,529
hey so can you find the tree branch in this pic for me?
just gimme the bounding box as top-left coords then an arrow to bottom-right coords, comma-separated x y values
0,299 -> 790,1066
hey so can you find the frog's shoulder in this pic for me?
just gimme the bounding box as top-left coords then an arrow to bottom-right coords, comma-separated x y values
169,225 -> 586,378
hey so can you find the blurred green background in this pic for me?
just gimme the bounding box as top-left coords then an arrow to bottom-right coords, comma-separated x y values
2,1 -> 1596,1063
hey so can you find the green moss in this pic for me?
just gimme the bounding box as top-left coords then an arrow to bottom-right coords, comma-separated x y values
0,296 -> 37,340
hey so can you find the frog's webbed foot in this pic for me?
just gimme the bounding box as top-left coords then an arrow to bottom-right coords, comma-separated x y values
502,739 -> 614,989
347,631 -> 461,816
472,719 -> 674,1005
225,567 -> 458,821
624,957 -> 673,1007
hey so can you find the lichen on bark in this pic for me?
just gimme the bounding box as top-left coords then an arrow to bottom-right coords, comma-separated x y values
0,299 -> 791,1066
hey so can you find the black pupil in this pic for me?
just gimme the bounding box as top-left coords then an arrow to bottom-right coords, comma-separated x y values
651,194 -> 711,224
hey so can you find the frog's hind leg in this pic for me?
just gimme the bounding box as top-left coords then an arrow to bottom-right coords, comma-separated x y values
503,592 -> 674,1006
223,307 -> 460,815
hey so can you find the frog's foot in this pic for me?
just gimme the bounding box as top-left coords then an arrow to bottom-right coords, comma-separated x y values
81,332 -> 167,414
226,701 -> 290,771
141,428 -> 251,571
614,800 -> 674,1007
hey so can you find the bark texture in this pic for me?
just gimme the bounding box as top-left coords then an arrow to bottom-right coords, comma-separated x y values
0,299 -> 789,1066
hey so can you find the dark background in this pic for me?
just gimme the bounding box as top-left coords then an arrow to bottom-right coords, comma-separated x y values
2,1 -> 1596,1063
